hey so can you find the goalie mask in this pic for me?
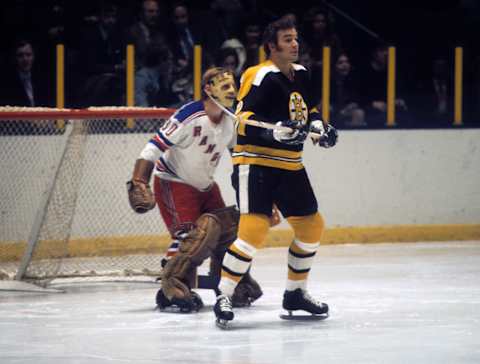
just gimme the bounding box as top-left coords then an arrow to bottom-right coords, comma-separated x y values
204,68 -> 237,109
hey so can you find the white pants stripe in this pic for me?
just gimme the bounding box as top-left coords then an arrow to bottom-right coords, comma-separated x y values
238,165 -> 250,214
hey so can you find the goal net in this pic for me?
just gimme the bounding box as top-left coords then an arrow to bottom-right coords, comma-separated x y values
0,106 -> 175,285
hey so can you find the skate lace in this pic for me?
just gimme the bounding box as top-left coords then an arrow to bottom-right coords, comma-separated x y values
219,296 -> 233,312
303,291 -> 323,307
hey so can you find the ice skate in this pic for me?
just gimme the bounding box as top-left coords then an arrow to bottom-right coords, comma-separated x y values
156,289 -> 203,313
214,295 -> 234,329
280,288 -> 329,320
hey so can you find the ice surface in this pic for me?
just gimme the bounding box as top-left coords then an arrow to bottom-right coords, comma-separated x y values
1,241 -> 479,364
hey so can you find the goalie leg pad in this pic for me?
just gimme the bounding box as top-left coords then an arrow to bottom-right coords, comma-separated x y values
178,213 -> 222,265
210,205 -> 240,245
161,255 -> 195,301
161,213 -> 222,301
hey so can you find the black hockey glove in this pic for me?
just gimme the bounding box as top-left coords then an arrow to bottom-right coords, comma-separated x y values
267,120 -> 308,145
310,120 -> 338,148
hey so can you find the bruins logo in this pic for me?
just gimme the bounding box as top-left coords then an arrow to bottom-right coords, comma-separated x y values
289,92 -> 308,123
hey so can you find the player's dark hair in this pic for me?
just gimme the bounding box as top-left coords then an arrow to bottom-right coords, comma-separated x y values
262,16 -> 297,57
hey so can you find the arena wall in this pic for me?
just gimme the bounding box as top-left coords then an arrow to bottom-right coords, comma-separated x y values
1,128 -> 479,247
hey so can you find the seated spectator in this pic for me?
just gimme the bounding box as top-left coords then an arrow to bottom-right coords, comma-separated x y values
240,17 -> 264,70
221,38 -> 246,75
0,39 -> 54,135
208,0 -> 245,40
215,47 -> 240,82
77,2 -> 125,107
330,52 -> 365,128
358,43 -> 409,127
80,3 -> 124,78
166,1 -> 213,74
297,44 -> 322,109
301,6 -> 343,70
135,43 -> 181,108
412,55 -> 453,126
0,39 -> 53,108
220,15 -> 264,76
468,55 -> 480,125
125,0 -> 169,69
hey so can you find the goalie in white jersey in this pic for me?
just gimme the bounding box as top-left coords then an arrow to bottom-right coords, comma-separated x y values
127,67 -> 263,312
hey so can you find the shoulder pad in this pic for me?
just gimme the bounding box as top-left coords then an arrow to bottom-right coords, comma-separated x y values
172,101 -> 205,123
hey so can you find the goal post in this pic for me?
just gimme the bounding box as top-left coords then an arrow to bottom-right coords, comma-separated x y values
0,106 -> 175,285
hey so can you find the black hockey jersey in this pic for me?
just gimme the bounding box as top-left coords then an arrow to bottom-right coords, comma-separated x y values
232,60 -> 319,170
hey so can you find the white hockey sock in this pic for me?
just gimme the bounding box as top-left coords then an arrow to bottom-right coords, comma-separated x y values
286,239 -> 319,291
218,238 -> 257,297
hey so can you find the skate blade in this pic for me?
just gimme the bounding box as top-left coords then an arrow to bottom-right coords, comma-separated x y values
158,305 -> 198,314
279,311 -> 329,321
215,318 -> 231,329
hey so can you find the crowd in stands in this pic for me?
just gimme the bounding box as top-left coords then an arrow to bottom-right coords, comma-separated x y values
0,0 -> 478,130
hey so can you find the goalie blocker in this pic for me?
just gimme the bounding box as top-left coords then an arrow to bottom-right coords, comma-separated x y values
158,206 -> 263,312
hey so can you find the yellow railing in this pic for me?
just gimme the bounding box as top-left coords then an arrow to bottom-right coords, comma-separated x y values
387,47 -> 396,127
126,44 -> 135,128
454,47 -> 463,126
53,44 -> 466,127
193,45 -> 202,101
322,46 -> 331,123
56,44 -> 65,128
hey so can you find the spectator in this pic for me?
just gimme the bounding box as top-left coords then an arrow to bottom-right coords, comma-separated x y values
297,44 -> 322,109
125,0 -> 168,69
80,3 -> 124,77
77,2 -> 125,107
215,47 -> 240,82
240,17 -> 264,70
0,39 -> 54,135
0,39 -> 53,108
301,6 -> 342,69
220,15 -> 264,74
412,55 -> 453,126
330,52 -> 365,128
209,0 -> 245,39
359,43 -> 409,127
135,42 -> 181,108
468,55 -> 480,124
166,1 -> 213,78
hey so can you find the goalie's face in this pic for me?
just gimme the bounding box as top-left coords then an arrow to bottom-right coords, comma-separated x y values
206,72 -> 237,109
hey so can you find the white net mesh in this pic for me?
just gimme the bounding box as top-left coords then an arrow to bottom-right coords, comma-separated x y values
0,107 -> 175,283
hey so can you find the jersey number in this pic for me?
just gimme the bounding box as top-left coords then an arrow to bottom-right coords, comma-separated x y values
161,120 -> 178,136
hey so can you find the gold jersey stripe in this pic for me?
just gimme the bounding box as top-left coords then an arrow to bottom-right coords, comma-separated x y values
233,144 -> 302,159
236,111 -> 254,136
232,155 -> 304,170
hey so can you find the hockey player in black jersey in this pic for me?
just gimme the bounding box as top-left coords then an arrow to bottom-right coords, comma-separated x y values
213,15 -> 337,328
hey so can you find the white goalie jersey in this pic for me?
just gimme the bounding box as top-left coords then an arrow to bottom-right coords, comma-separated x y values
139,100 -> 236,191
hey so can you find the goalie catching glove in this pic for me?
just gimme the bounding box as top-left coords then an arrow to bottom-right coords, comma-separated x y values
310,120 -> 338,148
127,159 -> 156,213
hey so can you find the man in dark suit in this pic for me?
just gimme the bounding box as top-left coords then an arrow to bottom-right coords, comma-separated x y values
0,39 -> 54,135
0,39 -> 53,107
